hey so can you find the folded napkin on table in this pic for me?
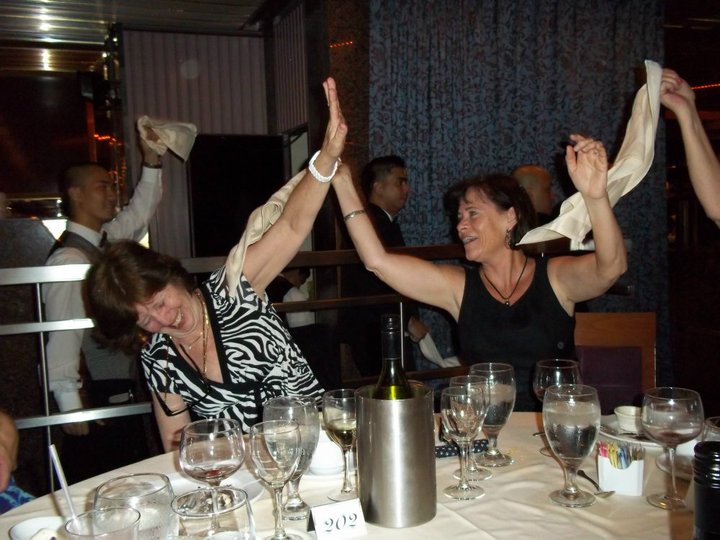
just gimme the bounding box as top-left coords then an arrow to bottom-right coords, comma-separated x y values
225,170 -> 305,296
518,59 -> 662,246
137,115 -> 198,161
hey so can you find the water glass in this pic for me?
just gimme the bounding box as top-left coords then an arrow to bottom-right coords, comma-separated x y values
171,487 -> 255,539
543,384 -> 600,508
65,508 -> 140,540
703,416 -> 720,442
94,473 -> 173,540
263,395 -> 320,521
469,362 -> 516,467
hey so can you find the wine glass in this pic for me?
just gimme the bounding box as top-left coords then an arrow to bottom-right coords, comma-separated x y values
448,375 -> 492,481
249,420 -> 302,540
179,418 -> 245,487
178,418 -> 245,532
440,385 -> 489,499
321,389 -> 358,502
533,359 -> 582,456
263,395 -> 320,521
469,362 -> 516,467
543,384 -> 601,508
641,387 -> 704,510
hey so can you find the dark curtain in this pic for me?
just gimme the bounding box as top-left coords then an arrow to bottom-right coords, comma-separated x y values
368,0 -> 671,384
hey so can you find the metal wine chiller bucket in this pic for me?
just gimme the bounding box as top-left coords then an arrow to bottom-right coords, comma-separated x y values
355,382 -> 436,528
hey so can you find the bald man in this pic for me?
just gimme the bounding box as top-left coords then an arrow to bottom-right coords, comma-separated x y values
512,164 -> 556,225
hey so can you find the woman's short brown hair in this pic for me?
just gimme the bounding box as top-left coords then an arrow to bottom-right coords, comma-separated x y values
443,173 -> 538,248
85,240 -> 195,352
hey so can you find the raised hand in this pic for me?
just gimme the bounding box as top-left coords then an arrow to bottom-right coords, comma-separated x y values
565,134 -> 608,201
660,68 -> 696,117
320,77 -> 348,161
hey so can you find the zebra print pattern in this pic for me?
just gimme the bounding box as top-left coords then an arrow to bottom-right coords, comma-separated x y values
141,267 -> 324,432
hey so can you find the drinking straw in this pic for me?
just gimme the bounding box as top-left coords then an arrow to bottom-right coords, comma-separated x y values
49,443 -> 77,520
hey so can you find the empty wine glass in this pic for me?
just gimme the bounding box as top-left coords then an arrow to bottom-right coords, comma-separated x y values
533,359 -> 582,456
641,387 -> 704,510
543,384 -> 601,508
263,395 -> 320,521
178,418 -> 245,532
469,362 -> 516,467
249,420 -> 302,540
322,389 -> 358,502
448,375 -> 492,481
440,385 -> 489,500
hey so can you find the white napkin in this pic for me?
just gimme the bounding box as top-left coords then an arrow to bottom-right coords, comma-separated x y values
418,333 -> 460,368
224,170 -> 305,296
136,115 -> 198,161
518,60 -> 662,245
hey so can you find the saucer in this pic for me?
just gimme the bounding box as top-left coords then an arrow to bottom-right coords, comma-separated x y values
656,453 -> 694,481
599,416 -> 660,449
167,469 -> 264,503
9,516 -> 65,540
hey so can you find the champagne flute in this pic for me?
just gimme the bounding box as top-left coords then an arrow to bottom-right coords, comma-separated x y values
543,384 -> 601,508
249,420 -> 302,540
440,385 -> 489,499
641,387 -> 704,510
533,359 -> 582,456
448,375 -> 492,481
178,418 -> 245,532
469,362 -> 516,467
263,395 -> 320,521
322,389 -> 358,501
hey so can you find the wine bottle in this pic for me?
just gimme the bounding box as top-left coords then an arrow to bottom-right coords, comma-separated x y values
374,314 -> 412,399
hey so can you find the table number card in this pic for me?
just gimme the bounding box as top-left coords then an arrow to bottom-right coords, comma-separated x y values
309,498 -> 367,539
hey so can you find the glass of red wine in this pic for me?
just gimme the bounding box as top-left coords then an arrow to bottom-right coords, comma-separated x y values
179,418 -> 245,531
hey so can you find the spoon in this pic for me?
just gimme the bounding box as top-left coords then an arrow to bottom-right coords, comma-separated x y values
577,469 -> 615,498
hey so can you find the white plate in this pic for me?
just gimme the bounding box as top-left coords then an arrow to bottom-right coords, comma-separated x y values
656,453 -> 694,481
167,469 -> 264,503
599,416 -> 661,449
9,516 -> 65,540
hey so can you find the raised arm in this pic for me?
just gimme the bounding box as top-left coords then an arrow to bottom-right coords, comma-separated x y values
549,135 -> 627,308
243,78 -> 347,295
331,165 -> 465,318
661,68 -> 720,227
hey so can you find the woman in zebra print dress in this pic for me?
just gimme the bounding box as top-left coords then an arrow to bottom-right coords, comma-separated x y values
86,78 -> 346,451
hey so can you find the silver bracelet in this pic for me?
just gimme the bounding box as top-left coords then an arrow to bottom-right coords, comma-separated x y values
308,150 -> 337,183
343,209 -> 366,222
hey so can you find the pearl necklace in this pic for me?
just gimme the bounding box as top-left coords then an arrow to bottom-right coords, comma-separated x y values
481,255 -> 529,306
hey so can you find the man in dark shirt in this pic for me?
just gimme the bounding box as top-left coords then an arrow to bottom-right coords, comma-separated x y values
341,155 -> 428,375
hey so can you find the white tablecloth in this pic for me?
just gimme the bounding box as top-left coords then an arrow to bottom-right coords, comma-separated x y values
0,412 -> 692,539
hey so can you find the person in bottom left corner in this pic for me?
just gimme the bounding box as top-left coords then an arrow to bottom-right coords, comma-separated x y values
0,412 -> 33,514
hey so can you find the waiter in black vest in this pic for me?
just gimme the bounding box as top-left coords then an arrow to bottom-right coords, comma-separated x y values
341,155 -> 428,375
44,130 -> 163,481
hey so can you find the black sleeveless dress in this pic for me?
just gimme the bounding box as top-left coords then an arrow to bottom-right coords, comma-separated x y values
457,257 -> 575,411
